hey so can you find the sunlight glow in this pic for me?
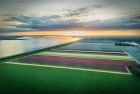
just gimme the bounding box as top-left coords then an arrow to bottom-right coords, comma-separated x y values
1,29 -> 140,36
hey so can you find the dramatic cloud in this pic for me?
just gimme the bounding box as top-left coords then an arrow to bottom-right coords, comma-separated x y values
0,0 -> 140,33
5,16 -> 81,30
1,15 -> 140,31
85,15 -> 140,29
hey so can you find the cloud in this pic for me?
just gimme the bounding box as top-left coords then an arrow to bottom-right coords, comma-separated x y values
6,16 -> 82,30
0,28 -> 23,33
65,7 -> 89,17
5,15 -> 60,23
65,5 -> 104,17
15,15 -> 140,30
0,13 -> 140,33
85,15 -> 140,29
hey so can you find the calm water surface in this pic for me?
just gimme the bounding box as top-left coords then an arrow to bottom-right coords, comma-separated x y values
0,36 -> 80,58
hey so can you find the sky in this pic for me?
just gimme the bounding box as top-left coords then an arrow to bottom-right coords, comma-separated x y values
0,0 -> 140,36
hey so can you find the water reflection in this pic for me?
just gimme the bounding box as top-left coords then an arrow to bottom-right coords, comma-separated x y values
0,36 -> 80,58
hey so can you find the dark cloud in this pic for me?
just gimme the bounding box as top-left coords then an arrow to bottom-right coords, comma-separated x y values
85,15 -> 140,29
4,15 -> 60,22
2,17 -> 17,22
65,5 -> 104,17
66,7 -> 89,17
0,28 -> 23,33
6,16 -> 81,30
1,14 -> 140,33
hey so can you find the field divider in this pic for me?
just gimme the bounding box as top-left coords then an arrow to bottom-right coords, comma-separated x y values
3,61 -> 131,75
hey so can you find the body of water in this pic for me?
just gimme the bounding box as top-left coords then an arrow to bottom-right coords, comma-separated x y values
0,36 -> 80,58
56,40 -> 140,64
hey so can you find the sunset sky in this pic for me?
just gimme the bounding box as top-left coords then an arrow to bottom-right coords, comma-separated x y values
0,0 -> 140,36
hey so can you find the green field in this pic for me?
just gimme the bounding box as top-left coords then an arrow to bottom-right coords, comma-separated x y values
0,61 -> 140,94
0,48 -> 140,94
36,51 -> 132,61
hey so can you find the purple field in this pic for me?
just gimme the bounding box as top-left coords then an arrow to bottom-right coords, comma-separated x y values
18,53 -> 132,72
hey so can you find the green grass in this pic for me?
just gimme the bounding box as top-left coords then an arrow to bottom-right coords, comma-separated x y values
0,49 -> 138,94
0,63 -> 140,94
4,61 -> 130,75
36,51 -> 132,61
